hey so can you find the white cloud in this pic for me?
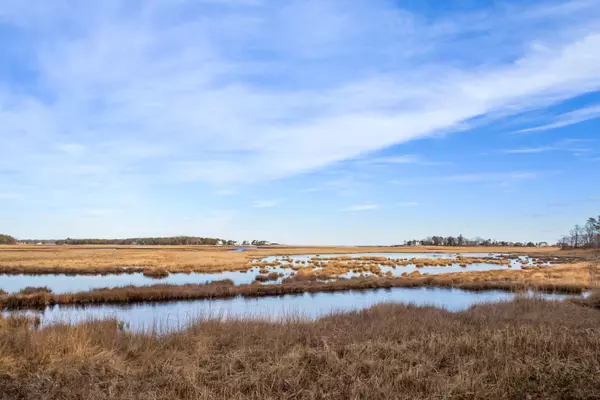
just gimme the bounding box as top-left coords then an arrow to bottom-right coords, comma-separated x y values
444,172 -> 538,183
512,104 -> 600,133
361,155 -> 448,166
392,171 -> 538,185
367,155 -> 421,164
503,146 -> 556,154
216,188 -> 237,196
0,0 -> 599,202
343,202 -> 380,211
298,187 -> 320,193
252,200 -> 280,208
501,138 -> 594,154
397,201 -> 419,207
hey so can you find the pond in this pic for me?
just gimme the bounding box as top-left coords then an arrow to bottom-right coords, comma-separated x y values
0,253 -> 552,294
7,287 -> 576,332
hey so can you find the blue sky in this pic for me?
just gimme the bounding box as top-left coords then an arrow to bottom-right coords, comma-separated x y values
1,0 -> 599,244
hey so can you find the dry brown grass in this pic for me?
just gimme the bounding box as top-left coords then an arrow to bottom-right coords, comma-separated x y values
1,298 -> 600,399
0,245 -> 570,275
142,268 -> 170,278
0,245 -> 250,273
253,272 -> 284,282
0,273 -> 588,310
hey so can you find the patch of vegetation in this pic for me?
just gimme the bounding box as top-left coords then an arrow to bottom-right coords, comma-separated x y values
0,234 -> 16,245
1,299 -> 600,399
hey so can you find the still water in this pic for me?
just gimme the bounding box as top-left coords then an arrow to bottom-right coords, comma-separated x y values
9,287 -> 574,332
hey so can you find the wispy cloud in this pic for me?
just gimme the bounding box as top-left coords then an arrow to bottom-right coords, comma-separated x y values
298,187 -> 320,193
363,155 -> 448,166
1,0 -> 600,242
501,138 -> 594,154
1,0 -> 600,189
443,172 -> 538,183
252,200 -> 280,208
367,155 -> 421,164
343,203 -> 380,211
513,104 -> 600,134
390,171 -> 538,186
397,201 -> 419,207
502,146 -> 556,154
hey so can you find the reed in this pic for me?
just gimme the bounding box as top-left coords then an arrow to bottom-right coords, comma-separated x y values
254,272 -> 284,282
17,286 -> 53,295
572,289 -> 600,309
1,298 -> 600,399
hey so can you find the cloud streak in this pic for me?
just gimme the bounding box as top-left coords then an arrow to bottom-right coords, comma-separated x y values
512,104 -> 600,133
252,200 -> 280,208
397,202 -> 420,207
343,203 -> 380,212
501,138 -> 594,154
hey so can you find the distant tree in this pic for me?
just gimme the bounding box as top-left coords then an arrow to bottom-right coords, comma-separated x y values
0,234 -> 16,245
431,236 -> 443,246
558,215 -> 600,248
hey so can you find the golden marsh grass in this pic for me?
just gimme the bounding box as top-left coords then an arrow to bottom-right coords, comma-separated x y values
1,298 -> 600,399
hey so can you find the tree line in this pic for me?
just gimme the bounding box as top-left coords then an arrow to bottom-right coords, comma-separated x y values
18,236 -> 237,246
401,235 -> 544,247
13,237 -> 277,246
0,234 -> 16,245
558,215 -> 600,249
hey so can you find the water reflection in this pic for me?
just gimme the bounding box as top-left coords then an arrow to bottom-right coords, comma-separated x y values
10,287 -> 574,332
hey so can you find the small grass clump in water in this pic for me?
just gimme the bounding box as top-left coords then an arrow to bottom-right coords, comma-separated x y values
142,268 -> 169,279
254,272 -> 284,282
18,287 -> 53,295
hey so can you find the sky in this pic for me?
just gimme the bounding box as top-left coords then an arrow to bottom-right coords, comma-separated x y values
1,0 -> 599,245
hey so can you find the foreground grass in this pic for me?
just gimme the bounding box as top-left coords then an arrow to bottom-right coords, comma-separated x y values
1,298 -> 600,399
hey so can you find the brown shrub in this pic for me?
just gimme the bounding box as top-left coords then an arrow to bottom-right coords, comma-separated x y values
142,268 -> 169,278
18,287 -> 52,295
